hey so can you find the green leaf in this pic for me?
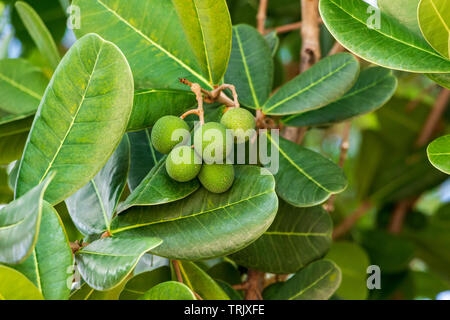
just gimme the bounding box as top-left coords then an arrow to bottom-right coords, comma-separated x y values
283,67 -> 397,127
75,236 -> 163,291
176,261 -> 229,300
0,132 -> 28,165
418,0 -> 450,59
0,265 -> 43,300
0,174 -> 53,265
127,89 -> 196,132
231,201 -> 332,274
326,241 -> 370,300
264,260 -> 341,300
319,0 -> 450,73
128,128 -> 163,191
119,266 -> 171,300
15,1 -> 61,70
0,114 -> 33,138
262,53 -> 359,115
118,156 -> 200,213
14,201 -> 73,300
264,31 -> 280,57
427,135 -> 450,174
70,282 -> 126,300
378,0 -> 421,36
224,24 -> 274,109
72,0 -> 232,90
427,73 -> 450,89
0,167 -> 13,204
111,166 -> 278,260
0,59 -> 48,114
207,261 -> 241,285
140,281 -> 196,300
265,134 -> 347,207
66,136 -> 131,235
15,33 -> 134,205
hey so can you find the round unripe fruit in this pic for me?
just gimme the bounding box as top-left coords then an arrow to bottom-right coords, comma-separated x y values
198,164 -> 235,194
193,122 -> 232,164
220,108 -> 256,143
151,116 -> 190,154
166,146 -> 202,182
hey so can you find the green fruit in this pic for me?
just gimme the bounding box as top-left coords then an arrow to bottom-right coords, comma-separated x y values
220,108 -> 256,143
151,116 -> 190,154
198,164 -> 235,193
193,122 -> 232,164
166,146 -> 202,182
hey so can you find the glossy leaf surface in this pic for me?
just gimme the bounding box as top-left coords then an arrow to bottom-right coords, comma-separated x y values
15,33 -> 134,205
111,166 -> 278,260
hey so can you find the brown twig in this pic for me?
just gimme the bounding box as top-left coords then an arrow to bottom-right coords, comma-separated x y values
70,240 -> 88,254
257,0 -> 268,34
272,21 -> 302,34
172,260 -> 184,283
328,42 -> 346,56
415,88 -> 449,147
300,0 -> 321,72
282,0 -> 321,143
244,270 -> 265,300
332,201 -> 372,240
179,78 -> 237,110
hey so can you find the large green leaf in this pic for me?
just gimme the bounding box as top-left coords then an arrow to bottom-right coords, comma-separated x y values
119,266 -> 171,300
127,89 -> 196,132
118,156 -> 199,213
0,132 -> 28,165
176,261 -> 229,300
326,241 -> 370,300
0,174 -> 52,265
127,128 -> 163,191
427,73 -> 450,89
70,282 -> 126,300
140,281 -> 196,300
265,134 -> 347,207
15,33 -> 134,205
283,67 -> 397,127
0,265 -> 43,300
264,260 -> 341,300
73,0 -> 232,90
224,24 -> 273,109
263,53 -> 359,115
110,166 -> 278,260
418,0 -> 450,59
14,201 -> 73,300
231,202 -> 332,274
66,136 -> 130,235
427,135 -> 450,175
378,0 -> 421,35
0,59 -> 48,114
319,0 -> 450,73
75,237 -> 163,290
15,1 -> 61,70
0,167 -> 13,204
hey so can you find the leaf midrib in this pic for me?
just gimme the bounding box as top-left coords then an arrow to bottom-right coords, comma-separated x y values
268,134 -> 333,193
289,268 -> 333,300
264,231 -> 330,237
235,27 -> 260,109
96,0 -> 213,89
283,71 -> 392,123
0,72 -> 42,101
37,42 -> 104,185
264,58 -> 354,114
329,0 -> 444,59
111,189 -> 274,233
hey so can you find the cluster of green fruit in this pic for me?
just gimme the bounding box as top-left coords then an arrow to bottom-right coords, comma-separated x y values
151,108 -> 256,194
